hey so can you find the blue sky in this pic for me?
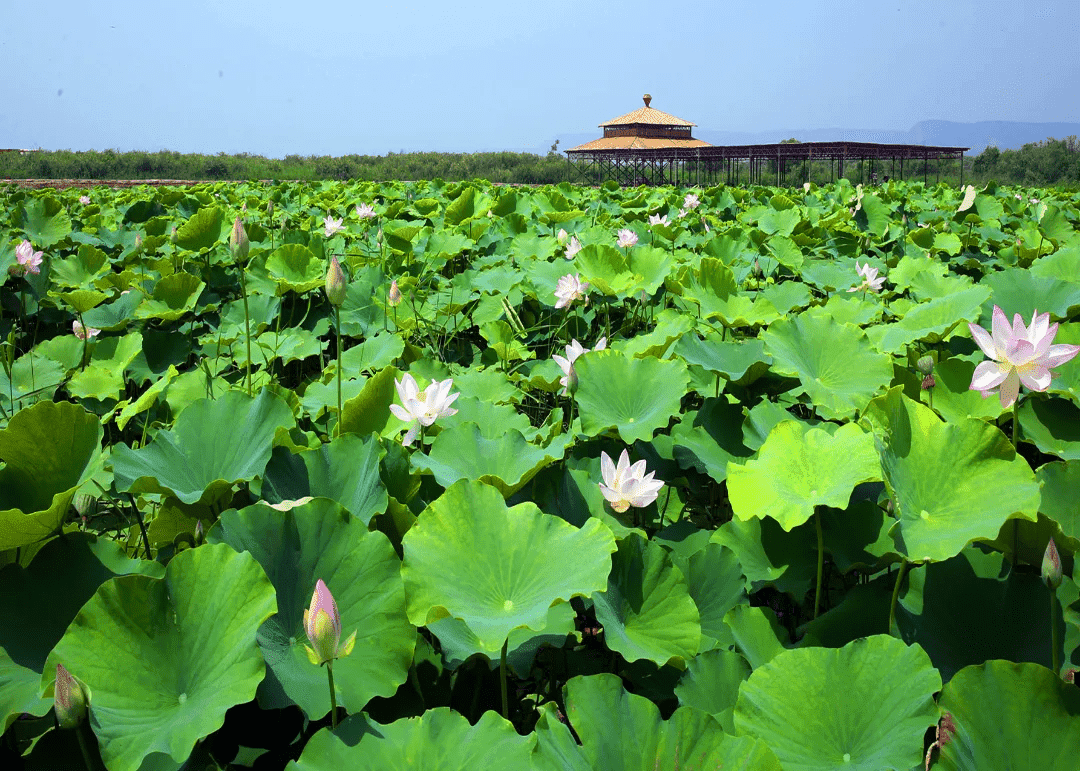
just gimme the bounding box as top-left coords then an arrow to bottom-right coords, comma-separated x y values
3,0 -> 1078,157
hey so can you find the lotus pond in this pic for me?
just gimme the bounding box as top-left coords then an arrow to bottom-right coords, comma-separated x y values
2,178 -> 1080,770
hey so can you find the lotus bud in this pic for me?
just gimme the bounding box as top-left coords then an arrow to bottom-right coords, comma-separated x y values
267,200 -> 274,217
73,494 -> 96,519
916,356 -> 934,375
303,579 -> 357,666
170,226 -> 178,244
229,216 -> 250,262
241,203 -> 247,212
325,256 -> 347,307
54,664 -> 88,730
194,519 -> 205,544
134,234 -> 142,249
557,228 -> 568,244
388,279 -> 403,307
376,227 -> 383,245
1043,537 -> 1062,590
752,258 -> 762,278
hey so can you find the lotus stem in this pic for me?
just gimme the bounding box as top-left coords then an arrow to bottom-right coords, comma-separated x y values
327,660 -> 338,730
126,493 -> 152,560
240,266 -> 252,397
1011,399 -> 1020,449
335,306 -> 342,437
1051,591 -> 1060,676
408,664 -> 426,710
500,637 -> 509,720
75,721 -> 98,771
813,509 -> 824,619
888,559 -> 910,636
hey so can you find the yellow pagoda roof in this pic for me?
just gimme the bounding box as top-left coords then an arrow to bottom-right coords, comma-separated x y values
565,136 -> 711,152
599,95 -> 696,127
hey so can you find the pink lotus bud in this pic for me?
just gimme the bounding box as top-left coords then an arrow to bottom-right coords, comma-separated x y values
194,519 -> 205,543
388,279 -> 403,307
170,226 -> 178,244
303,579 -> 356,666
325,256 -> 347,307
73,321 -> 101,340
229,216 -> 250,262
134,234 -> 142,249
54,664 -> 88,729
1043,538 -> 1062,590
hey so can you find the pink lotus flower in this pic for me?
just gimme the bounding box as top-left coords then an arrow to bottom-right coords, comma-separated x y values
648,214 -> 669,227
14,240 -> 43,276
73,321 -> 100,340
78,195 -> 91,205
355,202 -> 376,219
324,215 -> 346,238
599,449 -> 664,513
683,193 -> 700,210
847,261 -> 885,293
554,273 -> 589,309
565,235 -> 582,260
968,306 -> 1080,408
616,229 -> 639,249
389,373 -> 460,446
303,579 -> 357,666
552,337 -> 607,395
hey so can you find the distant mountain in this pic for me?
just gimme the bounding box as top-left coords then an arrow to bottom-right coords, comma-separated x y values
553,121 -> 1080,156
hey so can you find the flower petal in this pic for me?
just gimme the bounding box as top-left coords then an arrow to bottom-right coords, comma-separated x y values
970,361 -> 1009,391
997,370 -> 1021,408
968,322 -> 999,361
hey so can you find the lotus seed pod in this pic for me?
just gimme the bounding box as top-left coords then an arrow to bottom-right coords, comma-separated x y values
229,216 -> 250,262
325,256 -> 347,307
916,356 -> 934,375
54,664 -> 88,730
1042,537 -> 1062,590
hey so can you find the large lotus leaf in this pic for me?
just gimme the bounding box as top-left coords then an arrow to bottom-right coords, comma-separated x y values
674,333 -> 772,383
711,516 -> 818,597
935,661 -> 1080,770
621,308 -> 696,360
0,401 -> 103,550
411,423 -> 570,497
135,272 -> 205,321
670,398 -> 754,484
723,605 -> 789,670
21,196 -> 72,248
1038,460 -> 1080,543
980,267 -> 1080,322
733,635 -> 941,771
42,543 -> 277,771
674,649 -> 752,733
437,396 -> 533,438
112,389 -> 295,505
679,542 -> 747,651
402,480 -> 615,652
576,243 -> 672,298
895,548 -> 1063,682
289,709 -> 536,771
265,244 -> 325,294
930,357 -> 1007,423
762,313 -> 893,419
575,350 -> 689,444
862,389 -> 1041,563
554,673 -> 781,771
0,533 -> 163,731
50,244 -> 110,288
1045,323 -> 1080,398
727,421 -> 880,531
1019,396 -> 1080,461
209,499 -> 412,718
592,534 -> 700,667
339,365 -> 401,439
866,285 -> 990,353
0,352 -> 65,420
173,205 -> 224,252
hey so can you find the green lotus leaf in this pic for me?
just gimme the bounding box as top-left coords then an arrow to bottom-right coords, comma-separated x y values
797,579 -> 893,649
1038,460 -> 1080,543
288,709 -> 536,771
930,357 -> 1007,423
723,605 -> 788,670
592,534 -> 700,667
50,244 -> 110,288
173,205 -> 224,252
575,350 -> 689,444
339,365 -> 401,439
935,661 -> 1080,771
266,244 -> 325,294
933,231 -> 962,255
674,649 -> 752,733
727,421 -> 880,531
411,423 -> 569,497
67,364 -> 126,401
115,366 -> 179,431
43,543 -> 277,771
0,352 -> 66,420
20,196 -> 72,248
578,243 -> 672,299
135,273 -> 205,321
553,673 -> 781,771
853,193 -> 890,237
1045,323 -> 1080,399
80,290 -> 144,331
402,480 -> 615,652
436,396 -> 533,438
0,401 -> 103,550
762,313 -> 893,419
671,398 -> 756,484
711,516 -> 818,597
674,333 -> 772,383
896,547 -> 1062,682
862,389 -> 1041,562
866,285 -> 991,354
112,389 -> 295,505
338,332 -> 404,374
0,533 -> 162,731
678,542 -> 747,652
209,499 -> 413,718
480,321 -> 536,364
980,267 -> 1080,322
733,635 -> 941,771
1019,396 -> 1080,461
621,308 -> 695,359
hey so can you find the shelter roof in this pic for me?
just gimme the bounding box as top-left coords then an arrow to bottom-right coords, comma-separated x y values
565,136 -> 711,152
599,94 -> 696,127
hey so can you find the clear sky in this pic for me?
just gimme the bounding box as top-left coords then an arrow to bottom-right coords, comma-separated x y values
4,0 -> 1078,158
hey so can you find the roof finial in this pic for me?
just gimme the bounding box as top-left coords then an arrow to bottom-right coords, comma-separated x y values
643,93 -> 652,108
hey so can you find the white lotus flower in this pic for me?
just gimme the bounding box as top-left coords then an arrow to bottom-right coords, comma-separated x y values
324,215 -> 346,238
616,229 -> 639,249
648,214 -> 669,227
389,373 -> 459,446
565,235 -> 582,260
847,261 -> 885,293
73,321 -> 100,340
78,195 -> 91,205
552,337 -> 607,395
683,193 -> 700,210
968,306 -> 1080,408
554,273 -> 589,309
355,202 -> 376,219
599,449 -> 664,513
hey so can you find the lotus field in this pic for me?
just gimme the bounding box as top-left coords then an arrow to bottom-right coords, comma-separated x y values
4,177 -> 1080,771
